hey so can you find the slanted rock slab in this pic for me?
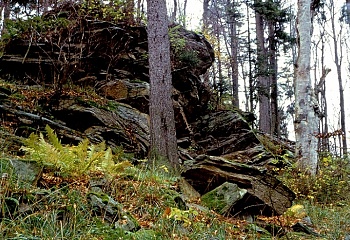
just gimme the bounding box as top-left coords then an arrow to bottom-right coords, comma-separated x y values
201,182 -> 247,215
182,155 -> 295,216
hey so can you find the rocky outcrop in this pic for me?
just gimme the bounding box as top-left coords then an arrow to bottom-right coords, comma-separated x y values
0,2 -> 214,138
0,2 -> 296,218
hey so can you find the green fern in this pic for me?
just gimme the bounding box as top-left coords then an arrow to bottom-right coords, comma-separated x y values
45,125 -> 63,151
20,125 -> 131,177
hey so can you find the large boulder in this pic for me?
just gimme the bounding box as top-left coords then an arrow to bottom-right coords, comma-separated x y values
182,155 -> 296,216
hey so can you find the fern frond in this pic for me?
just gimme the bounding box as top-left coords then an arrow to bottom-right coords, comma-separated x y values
20,127 -> 131,178
76,139 -> 89,161
22,132 -> 39,149
112,160 -> 133,173
45,125 -> 63,151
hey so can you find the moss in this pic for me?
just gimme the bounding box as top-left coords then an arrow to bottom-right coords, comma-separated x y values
201,191 -> 227,214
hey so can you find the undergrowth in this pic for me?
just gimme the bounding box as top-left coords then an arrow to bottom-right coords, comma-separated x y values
20,125 -> 131,178
1,127 -> 350,239
279,154 -> 350,204
0,127 -> 248,239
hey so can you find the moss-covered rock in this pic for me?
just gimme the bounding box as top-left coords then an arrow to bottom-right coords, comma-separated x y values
201,182 -> 247,214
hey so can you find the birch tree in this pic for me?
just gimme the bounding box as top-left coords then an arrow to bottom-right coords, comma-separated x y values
294,0 -> 318,174
147,0 -> 179,171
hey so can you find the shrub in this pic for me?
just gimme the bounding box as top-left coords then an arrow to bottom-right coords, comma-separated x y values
280,154 -> 350,203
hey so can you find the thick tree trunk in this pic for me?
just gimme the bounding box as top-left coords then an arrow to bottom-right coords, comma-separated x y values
295,0 -> 318,175
346,0 -> 350,25
255,2 -> 271,133
147,0 -> 179,170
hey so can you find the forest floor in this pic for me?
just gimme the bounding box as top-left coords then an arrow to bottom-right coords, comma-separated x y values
0,140 -> 349,239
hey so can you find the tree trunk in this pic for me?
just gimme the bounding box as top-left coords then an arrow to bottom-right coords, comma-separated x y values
202,0 -> 210,32
316,16 -> 330,153
229,0 -> 239,108
182,0 -> 187,27
255,1 -> 271,133
136,0 -> 143,24
346,0 -> 350,25
330,0 -> 347,155
201,0 -> 211,87
171,0 -> 177,22
147,0 -> 179,171
216,33 -> 224,108
246,2 -> 254,113
294,0 -> 318,175
1,0 -> 11,35
268,20 -> 279,137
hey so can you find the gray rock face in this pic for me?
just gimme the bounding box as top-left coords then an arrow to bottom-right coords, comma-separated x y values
51,102 -> 150,157
87,192 -> 140,232
201,182 -> 247,215
183,155 -> 295,216
0,3 -> 215,152
10,159 -> 43,187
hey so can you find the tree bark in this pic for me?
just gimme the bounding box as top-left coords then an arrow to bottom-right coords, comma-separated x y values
200,0 -> 211,87
147,0 -> 179,171
329,0 -> 347,155
246,2 -> 254,113
1,0 -> 11,35
294,0 -> 318,175
171,0 -> 177,22
229,0 -> 239,108
268,19 -> 279,137
182,0 -> 187,27
255,0 -> 271,133
347,0 -> 350,25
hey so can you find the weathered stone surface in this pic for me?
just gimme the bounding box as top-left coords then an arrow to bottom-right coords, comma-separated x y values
10,159 -> 43,187
51,101 -> 150,157
178,177 -> 201,201
182,155 -> 295,216
191,110 -> 259,155
201,182 -> 247,215
87,192 -> 140,232
0,3 -> 214,137
97,80 -> 149,100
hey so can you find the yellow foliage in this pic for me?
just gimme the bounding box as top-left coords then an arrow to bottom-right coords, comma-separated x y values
20,125 -> 132,177
284,204 -> 307,219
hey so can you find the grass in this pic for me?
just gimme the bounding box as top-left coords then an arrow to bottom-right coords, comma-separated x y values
279,201 -> 350,240
2,157 -> 349,240
1,128 -> 350,239
0,157 -> 244,239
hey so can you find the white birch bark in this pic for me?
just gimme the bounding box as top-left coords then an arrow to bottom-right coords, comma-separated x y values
295,0 -> 318,174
